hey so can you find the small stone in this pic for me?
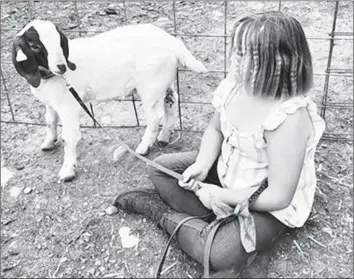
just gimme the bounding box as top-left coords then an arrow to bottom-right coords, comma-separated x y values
105,8 -> 117,15
68,22 -> 79,29
105,206 -> 118,216
8,249 -> 19,256
82,232 -> 91,242
98,212 -> 106,217
1,167 -> 14,188
23,187 -> 32,194
113,146 -> 127,162
99,266 -> 105,273
3,219 -> 15,226
9,187 -> 21,198
14,163 -> 24,170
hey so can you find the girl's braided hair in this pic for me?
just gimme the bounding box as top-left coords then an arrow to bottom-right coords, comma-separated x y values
229,11 -> 313,99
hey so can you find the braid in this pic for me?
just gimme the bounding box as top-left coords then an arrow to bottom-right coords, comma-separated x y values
290,56 -> 298,96
273,51 -> 282,99
250,25 -> 260,95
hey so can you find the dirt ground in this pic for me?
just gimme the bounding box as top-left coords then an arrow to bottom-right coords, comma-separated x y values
1,1 -> 353,278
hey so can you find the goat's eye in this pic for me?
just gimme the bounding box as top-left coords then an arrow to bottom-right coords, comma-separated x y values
29,43 -> 40,51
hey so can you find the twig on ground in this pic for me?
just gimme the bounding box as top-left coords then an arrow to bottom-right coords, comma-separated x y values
312,266 -> 327,277
2,262 -> 20,272
327,239 -> 336,247
317,179 -> 333,190
169,131 -> 181,145
308,214 -> 318,221
308,235 -> 327,248
293,240 -> 304,255
135,232 -> 140,251
123,260 -> 130,274
50,246 -> 69,278
317,171 -> 334,180
338,172 -> 353,184
103,272 -> 124,278
161,261 -> 177,276
187,273 -> 193,279
338,199 -> 342,211
111,223 -> 115,235
315,185 -> 329,201
338,182 -> 353,188
318,172 -> 353,188
68,218 -> 90,244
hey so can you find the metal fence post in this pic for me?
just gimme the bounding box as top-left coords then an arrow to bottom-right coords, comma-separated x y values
173,0 -> 183,131
223,1 -> 228,79
1,68 -> 15,121
320,1 -> 339,120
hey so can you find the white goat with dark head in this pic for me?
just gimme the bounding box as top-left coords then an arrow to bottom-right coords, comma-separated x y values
12,20 -> 208,182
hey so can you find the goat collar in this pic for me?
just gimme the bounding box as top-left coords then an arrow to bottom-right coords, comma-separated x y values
38,66 -> 55,80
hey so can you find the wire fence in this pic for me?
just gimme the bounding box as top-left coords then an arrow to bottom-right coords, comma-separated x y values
1,0 -> 353,142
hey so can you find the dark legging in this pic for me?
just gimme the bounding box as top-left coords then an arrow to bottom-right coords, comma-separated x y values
149,151 -> 287,272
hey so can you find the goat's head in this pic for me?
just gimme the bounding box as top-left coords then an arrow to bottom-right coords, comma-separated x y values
12,20 -> 76,88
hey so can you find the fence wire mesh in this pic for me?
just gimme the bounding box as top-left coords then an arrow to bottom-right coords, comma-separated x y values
1,0 -> 353,142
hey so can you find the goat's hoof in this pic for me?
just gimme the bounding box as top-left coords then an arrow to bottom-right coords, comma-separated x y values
58,166 -> 76,182
41,140 -> 57,151
157,140 -> 169,147
135,144 -> 149,156
157,131 -> 171,144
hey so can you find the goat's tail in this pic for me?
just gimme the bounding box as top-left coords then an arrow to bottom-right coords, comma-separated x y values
174,38 -> 208,73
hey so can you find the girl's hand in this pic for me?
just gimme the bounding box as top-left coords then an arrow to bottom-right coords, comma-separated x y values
195,182 -> 222,209
178,162 -> 209,191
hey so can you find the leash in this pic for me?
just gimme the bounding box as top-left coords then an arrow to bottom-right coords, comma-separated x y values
61,79 -> 187,183
155,213 -> 213,278
156,179 -> 268,279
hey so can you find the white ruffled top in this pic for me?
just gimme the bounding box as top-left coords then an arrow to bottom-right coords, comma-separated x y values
212,78 -> 326,228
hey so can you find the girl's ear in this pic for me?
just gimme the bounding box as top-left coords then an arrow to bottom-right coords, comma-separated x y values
12,37 -> 41,88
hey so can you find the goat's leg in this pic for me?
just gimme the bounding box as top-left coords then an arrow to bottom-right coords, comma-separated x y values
58,110 -> 81,182
41,105 -> 59,151
135,101 -> 164,155
157,87 -> 178,146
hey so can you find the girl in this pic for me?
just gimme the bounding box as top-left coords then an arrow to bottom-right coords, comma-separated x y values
114,11 -> 325,277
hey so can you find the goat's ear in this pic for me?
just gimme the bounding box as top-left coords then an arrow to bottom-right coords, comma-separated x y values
12,38 -> 41,88
56,26 -> 76,71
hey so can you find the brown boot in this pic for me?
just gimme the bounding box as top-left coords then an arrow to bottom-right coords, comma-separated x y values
206,251 -> 271,279
113,188 -> 171,224
240,251 -> 271,278
207,267 -> 242,278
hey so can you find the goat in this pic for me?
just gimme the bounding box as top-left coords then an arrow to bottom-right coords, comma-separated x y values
12,20 -> 208,182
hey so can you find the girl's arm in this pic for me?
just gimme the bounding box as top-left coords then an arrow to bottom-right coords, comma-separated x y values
180,111 -> 224,189
213,108 -> 312,211
194,111 -> 224,171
